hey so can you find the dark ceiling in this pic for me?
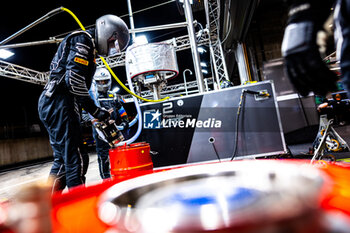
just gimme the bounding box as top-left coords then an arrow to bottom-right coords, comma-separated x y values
0,0 -> 289,138
0,0 -> 196,72
0,0 -> 288,88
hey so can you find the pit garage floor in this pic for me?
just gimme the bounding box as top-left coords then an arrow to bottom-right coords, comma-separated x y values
289,124 -> 350,160
0,152 -> 103,200
1,124 -> 350,201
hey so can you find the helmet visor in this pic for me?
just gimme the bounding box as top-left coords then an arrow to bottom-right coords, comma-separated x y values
96,79 -> 109,85
95,78 -> 111,92
107,38 -> 121,56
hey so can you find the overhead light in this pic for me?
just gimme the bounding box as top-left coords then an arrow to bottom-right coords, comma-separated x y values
0,49 -> 14,59
202,69 -> 208,74
134,35 -> 148,45
200,62 -> 207,67
179,0 -> 194,4
197,47 -> 206,53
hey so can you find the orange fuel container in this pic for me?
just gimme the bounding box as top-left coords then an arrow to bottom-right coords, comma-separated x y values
109,142 -> 153,179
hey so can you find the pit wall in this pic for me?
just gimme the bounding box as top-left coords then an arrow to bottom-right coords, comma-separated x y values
0,137 -> 52,167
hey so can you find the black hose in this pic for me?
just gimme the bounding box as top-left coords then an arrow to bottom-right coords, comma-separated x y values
231,90 -> 246,160
209,137 -> 221,162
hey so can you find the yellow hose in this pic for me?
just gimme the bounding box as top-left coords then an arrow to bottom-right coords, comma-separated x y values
60,7 -> 169,102
61,7 -> 86,31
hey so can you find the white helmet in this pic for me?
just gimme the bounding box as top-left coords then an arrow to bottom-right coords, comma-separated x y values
93,67 -> 111,93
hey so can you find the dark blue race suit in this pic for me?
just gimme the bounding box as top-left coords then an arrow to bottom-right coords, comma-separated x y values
335,0 -> 350,94
38,29 -> 100,192
285,0 -> 350,96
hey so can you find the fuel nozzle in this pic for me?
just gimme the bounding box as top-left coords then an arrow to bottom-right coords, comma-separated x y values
258,90 -> 270,97
242,89 -> 270,102
243,89 -> 270,97
93,119 -> 124,147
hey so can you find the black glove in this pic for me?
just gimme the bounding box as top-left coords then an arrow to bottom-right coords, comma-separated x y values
281,1 -> 338,96
120,121 -> 129,130
92,108 -> 110,121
